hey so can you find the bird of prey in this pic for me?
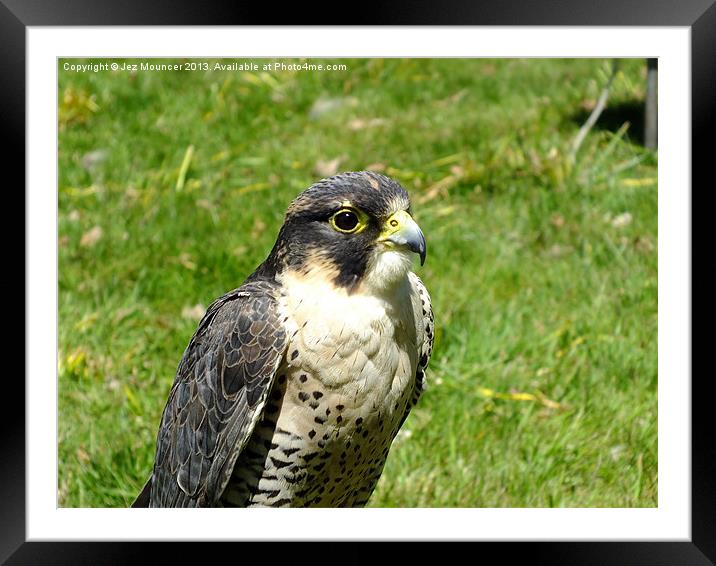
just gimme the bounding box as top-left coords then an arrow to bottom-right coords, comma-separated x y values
133,171 -> 434,508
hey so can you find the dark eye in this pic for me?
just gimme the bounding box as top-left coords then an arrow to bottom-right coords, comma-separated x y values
332,210 -> 360,233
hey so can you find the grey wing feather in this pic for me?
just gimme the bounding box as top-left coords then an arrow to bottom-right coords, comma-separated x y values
145,279 -> 288,507
400,273 -> 434,425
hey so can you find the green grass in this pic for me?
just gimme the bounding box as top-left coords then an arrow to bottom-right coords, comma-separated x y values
58,58 -> 657,507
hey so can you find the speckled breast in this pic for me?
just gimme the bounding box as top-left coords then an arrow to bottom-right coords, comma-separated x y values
220,276 -> 420,507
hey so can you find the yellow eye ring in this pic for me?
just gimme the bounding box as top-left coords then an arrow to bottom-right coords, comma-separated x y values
330,208 -> 365,234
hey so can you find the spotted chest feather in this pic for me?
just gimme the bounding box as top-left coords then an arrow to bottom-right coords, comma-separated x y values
219,271 -> 426,507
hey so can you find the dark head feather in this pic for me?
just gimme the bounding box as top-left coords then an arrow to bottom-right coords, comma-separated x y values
249,171 -> 412,289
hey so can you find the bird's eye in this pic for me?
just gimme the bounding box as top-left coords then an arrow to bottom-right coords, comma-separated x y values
330,209 -> 361,233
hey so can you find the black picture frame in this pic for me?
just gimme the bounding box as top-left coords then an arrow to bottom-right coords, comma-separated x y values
8,1 -> 708,563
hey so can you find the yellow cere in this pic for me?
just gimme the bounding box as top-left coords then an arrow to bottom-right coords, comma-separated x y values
379,210 -> 413,240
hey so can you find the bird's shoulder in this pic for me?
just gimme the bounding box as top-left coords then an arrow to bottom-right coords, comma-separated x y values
408,272 -> 434,349
407,271 -> 434,398
149,278 -> 288,507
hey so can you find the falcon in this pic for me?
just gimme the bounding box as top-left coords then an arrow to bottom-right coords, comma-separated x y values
133,171 -> 434,508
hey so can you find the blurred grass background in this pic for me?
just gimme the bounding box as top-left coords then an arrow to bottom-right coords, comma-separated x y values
58,58 -> 657,507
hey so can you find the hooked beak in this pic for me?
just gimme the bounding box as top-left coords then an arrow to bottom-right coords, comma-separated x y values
380,210 -> 427,266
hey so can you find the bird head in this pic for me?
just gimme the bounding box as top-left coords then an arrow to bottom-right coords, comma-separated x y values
261,171 -> 426,293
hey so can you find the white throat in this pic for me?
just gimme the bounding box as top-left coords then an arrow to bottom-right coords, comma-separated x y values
276,259 -> 418,392
360,248 -> 415,295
